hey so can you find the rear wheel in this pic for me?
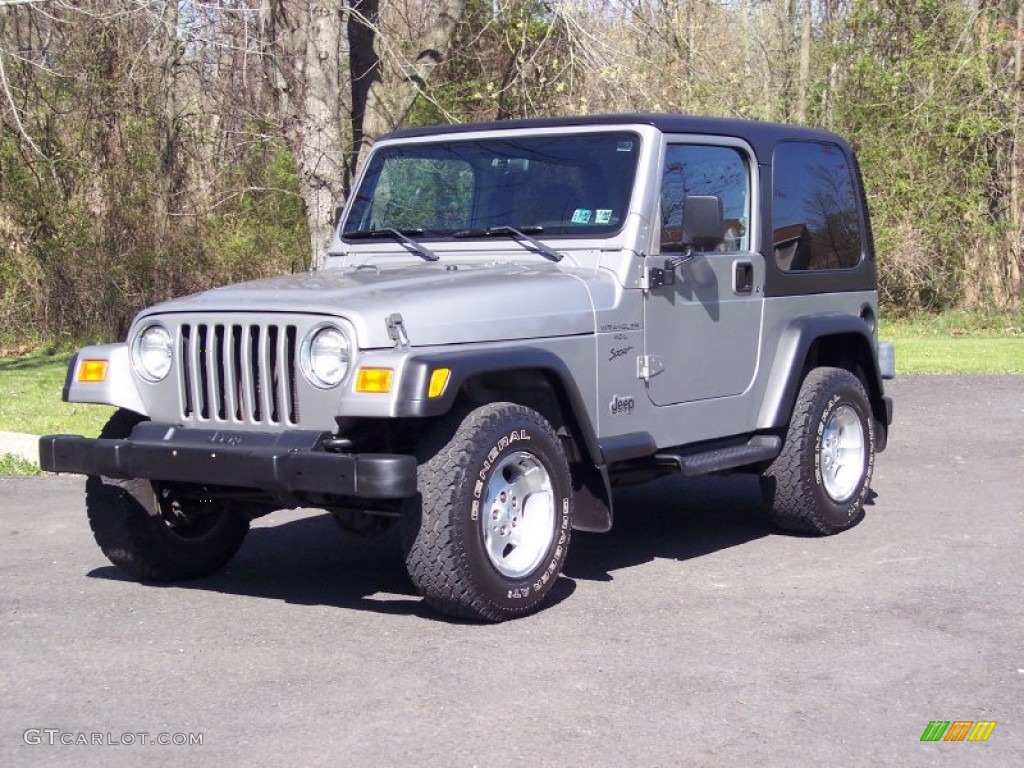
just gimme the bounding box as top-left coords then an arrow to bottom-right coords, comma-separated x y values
761,367 -> 875,535
402,402 -> 573,622
86,409 -> 250,580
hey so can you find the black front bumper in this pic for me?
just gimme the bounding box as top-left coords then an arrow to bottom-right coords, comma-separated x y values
39,423 -> 418,500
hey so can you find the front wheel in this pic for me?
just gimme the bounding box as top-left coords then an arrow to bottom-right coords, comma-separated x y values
761,367 -> 875,535
86,409 -> 250,581
402,403 -> 574,622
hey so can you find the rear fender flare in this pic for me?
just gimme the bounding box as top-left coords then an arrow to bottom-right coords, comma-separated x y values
757,315 -> 887,435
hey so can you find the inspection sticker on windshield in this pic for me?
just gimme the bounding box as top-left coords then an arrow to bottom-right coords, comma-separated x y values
571,209 -> 592,224
595,209 -> 612,224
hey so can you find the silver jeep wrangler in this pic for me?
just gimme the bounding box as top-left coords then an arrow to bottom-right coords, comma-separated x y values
41,114 -> 894,622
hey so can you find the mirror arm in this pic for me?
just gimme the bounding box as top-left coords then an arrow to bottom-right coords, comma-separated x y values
645,248 -> 696,291
664,248 -> 695,271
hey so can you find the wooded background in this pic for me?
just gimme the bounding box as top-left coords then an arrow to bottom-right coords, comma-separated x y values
1,0 -> 1022,347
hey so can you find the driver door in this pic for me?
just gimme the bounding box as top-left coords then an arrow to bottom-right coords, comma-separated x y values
643,140 -> 764,406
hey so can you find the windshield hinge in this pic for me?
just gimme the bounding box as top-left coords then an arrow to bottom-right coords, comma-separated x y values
637,355 -> 664,381
386,313 -> 409,347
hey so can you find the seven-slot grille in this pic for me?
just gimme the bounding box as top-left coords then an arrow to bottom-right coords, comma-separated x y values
178,323 -> 299,425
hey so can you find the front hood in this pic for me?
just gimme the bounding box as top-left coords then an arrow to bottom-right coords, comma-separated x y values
138,263 -> 612,348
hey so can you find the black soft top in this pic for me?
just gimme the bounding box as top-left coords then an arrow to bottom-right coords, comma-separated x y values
380,113 -> 851,161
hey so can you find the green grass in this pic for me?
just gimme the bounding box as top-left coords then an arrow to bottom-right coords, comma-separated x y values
883,337 -> 1024,374
880,311 -> 1024,374
880,309 -> 1024,337
0,354 -> 114,437
0,453 -> 42,476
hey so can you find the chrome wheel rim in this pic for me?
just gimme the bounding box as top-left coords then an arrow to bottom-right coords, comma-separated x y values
481,451 -> 555,578
819,404 -> 866,502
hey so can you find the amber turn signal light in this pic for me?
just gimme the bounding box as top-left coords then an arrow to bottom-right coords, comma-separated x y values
77,360 -> 108,383
427,368 -> 450,399
355,367 -> 393,393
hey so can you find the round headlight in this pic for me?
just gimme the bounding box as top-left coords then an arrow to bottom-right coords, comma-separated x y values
132,324 -> 173,382
301,325 -> 350,388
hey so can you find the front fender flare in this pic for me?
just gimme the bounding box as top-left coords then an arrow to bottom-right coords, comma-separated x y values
394,346 -> 613,533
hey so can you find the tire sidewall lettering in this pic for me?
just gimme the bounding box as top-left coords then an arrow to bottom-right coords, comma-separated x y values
462,422 -> 569,606
811,385 -> 873,522
813,393 -> 842,492
472,429 -> 531,521
530,498 -> 570,594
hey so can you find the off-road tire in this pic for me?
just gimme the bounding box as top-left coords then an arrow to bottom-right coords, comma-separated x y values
86,409 -> 250,581
402,402 -> 574,622
761,367 -> 875,535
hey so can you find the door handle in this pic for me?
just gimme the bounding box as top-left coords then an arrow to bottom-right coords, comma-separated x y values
734,261 -> 754,294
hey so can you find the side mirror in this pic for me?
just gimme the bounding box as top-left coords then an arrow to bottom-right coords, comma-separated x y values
681,195 -> 724,250
333,205 -> 344,228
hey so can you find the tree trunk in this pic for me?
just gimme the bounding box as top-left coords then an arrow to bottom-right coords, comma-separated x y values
1010,1 -> 1023,306
150,0 -> 180,248
301,1 -> 346,262
796,0 -> 812,122
261,0 -> 346,268
262,0 -> 466,267
347,0 -> 381,190
348,0 -> 468,176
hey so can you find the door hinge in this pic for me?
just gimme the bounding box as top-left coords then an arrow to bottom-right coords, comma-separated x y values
642,253 -> 693,292
637,355 -> 664,381
643,265 -> 673,292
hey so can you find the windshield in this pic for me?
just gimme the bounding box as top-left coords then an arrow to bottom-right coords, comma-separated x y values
343,131 -> 641,239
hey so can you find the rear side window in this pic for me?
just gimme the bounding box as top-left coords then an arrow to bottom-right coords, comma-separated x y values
772,142 -> 862,271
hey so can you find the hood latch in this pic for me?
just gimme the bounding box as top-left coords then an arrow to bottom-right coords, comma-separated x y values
386,313 -> 409,347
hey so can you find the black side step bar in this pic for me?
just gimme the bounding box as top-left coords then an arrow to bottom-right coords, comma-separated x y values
654,435 -> 782,477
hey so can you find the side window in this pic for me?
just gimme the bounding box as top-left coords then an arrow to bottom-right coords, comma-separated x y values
772,141 -> 862,271
660,144 -> 749,252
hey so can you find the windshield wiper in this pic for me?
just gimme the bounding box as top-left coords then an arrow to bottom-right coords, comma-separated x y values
452,225 -> 564,262
343,228 -> 440,262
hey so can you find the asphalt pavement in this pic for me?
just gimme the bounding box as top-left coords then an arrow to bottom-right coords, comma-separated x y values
1,375 -> 1021,767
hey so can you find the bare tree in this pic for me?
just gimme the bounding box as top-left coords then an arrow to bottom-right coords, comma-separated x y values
796,0 -> 812,122
258,0 -> 466,264
259,1 -> 346,264
350,0 -> 466,169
